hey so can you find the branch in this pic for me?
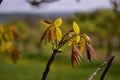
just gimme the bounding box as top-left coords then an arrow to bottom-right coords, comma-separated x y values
100,55 -> 114,80
41,49 -> 58,80
0,0 -> 3,4
88,54 -> 115,80
27,0 -> 59,6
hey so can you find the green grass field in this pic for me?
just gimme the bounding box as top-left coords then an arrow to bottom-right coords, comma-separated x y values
0,48 -> 120,80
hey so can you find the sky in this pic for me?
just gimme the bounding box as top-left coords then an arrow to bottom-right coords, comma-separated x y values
0,0 -> 112,13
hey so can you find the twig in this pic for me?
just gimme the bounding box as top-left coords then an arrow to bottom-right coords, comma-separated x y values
41,49 -> 58,80
88,54 -> 115,80
100,55 -> 114,80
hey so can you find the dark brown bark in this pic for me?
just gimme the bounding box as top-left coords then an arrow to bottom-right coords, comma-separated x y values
100,55 -> 114,80
89,55 -> 114,80
0,0 -> 2,4
41,49 -> 58,80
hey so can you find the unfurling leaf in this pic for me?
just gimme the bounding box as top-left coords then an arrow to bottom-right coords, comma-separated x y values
54,18 -> 62,27
9,26 -> 20,38
48,30 -> 52,42
83,34 -> 91,43
73,21 -> 80,34
67,29 -> 74,37
76,35 -> 80,43
40,27 -> 51,43
87,43 -> 96,59
68,40 -> 73,46
79,37 -> 86,55
71,45 -> 81,67
56,28 -> 62,42
6,42 -> 19,64
86,47 -> 91,63
41,20 -> 52,27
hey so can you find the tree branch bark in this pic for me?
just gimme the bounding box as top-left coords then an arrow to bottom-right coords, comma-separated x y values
88,54 -> 114,80
100,55 -> 114,80
41,49 -> 58,80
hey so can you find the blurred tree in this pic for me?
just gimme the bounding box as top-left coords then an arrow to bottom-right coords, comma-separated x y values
110,0 -> 120,12
0,25 -> 20,63
93,10 -> 119,55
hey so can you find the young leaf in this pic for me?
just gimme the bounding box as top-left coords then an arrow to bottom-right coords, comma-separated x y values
54,18 -> 62,27
86,47 -> 91,63
76,35 -> 80,43
6,43 -> 19,64
41,20 -> 52,27
87,43 -> 96,59
68,40 -> 73,46
67,29 -> 74,37
40,27 -> 51,43
79,37 -> 86,55
71,45 -> 81,67
48,30 -> 52,42
83,34 -> 91,43
71,46 -> 77,67
73,21 -> 80,34
56,28 -> 62,42
74,45 -> 81,56
9,26 -> 20,38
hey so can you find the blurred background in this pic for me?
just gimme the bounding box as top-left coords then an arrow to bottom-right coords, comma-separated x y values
0,0 -> 120,80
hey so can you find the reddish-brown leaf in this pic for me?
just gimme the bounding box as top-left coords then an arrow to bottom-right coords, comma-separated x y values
40,27 -> 51,44
67,29 -> 74,37
86,47 -> 91,63
7,44 -> 19,64
42,20 -> 52,26
71,45 -> 81,67
11,49 -> 19,64
87,43 -> 96,59
71,51 -> 76,67
75,46 -> 81,62
48,30 -> 52,42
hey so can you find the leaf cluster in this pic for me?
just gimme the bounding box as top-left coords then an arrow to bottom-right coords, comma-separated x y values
0,25 -> 20,63
40,18 -> 96,67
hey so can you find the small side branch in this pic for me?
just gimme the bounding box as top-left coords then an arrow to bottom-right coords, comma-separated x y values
100,55 -> 114,80
88,54 -> 115,80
